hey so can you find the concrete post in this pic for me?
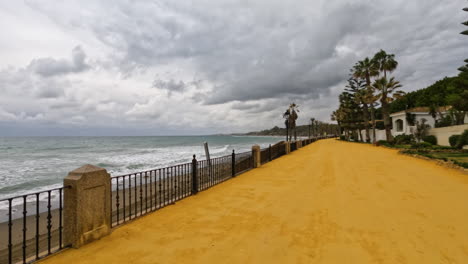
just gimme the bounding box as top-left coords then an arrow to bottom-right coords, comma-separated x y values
64,164 -> 111,248
252,145 -> 261,168
285,141 -> 291,154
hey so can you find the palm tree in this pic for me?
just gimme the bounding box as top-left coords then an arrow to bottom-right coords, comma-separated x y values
460,7 -> 468,72
353,58 -> 379,87
353,58 -> 379,142
373,50 -> 398,79
360,86 -> 380,143
372,77 -> 405,142
346,78 -> 371,142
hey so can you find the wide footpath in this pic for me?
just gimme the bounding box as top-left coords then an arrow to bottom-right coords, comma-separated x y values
42,139 -> 468,264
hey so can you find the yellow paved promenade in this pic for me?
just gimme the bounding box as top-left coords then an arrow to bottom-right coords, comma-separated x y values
42,139 -> 468,264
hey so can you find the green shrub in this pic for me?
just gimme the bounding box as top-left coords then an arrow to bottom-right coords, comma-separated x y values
339,135 -> 346,140
449,135 -> 461,147
394,134 -> 414,145
455,130 -> 468,149
375,121 -> 385,130
410,142 -> 433,149
377,140 -> 392,147
422,135 -> 437,145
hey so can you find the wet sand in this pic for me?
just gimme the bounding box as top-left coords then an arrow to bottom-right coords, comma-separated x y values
41,139 -> 468,263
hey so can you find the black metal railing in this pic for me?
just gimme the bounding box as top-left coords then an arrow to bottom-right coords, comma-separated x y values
110,162 -> 193,227
0,187 -> 70,264
291,141 -> 297,152
198,154 -> 233,191
234,151 -> 253,174
260,148 -> 269,165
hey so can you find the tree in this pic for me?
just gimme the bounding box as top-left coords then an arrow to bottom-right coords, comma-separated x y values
373,49 -> 398,79
283,103 -> 299,141
460,6 -> 468,72
346,77 -> 371,142
414,118 -> 430,142
353,58 -> 380,142
372,77 -> 405,142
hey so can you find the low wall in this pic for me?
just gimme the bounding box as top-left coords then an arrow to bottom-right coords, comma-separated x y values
428,124 -> 468,146
359,129 -> 386,142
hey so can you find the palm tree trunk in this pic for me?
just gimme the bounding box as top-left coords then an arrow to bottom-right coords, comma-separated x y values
362,103 -> 371,142
370,105 -> 377,143
381,99 -> 393,142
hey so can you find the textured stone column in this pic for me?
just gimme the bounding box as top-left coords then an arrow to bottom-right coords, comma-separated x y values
252,145 -> 261,168
64,164 -> 111,248
285,142 -> 291,154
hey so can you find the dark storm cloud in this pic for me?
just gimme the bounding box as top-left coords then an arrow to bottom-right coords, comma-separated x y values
27,46 -> 89,77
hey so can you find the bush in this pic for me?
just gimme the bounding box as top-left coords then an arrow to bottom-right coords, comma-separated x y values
394,134 -> 414,145
410,142 -> 433,149
449,135 -> 461,147
455,130 -> 468,149
376,140 -> 392,147
422,135 -> 437,145
375,121 -> 385,130
339,135 -> 346,140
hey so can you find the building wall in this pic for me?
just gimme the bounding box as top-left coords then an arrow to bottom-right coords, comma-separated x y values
427,124 -> 468,146
359,129 -> 386,142
391,113 -> 437,136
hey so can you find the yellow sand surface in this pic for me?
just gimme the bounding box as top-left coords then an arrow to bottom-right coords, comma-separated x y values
41,139 -> 468,264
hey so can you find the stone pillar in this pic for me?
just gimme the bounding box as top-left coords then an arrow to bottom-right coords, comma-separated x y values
285,141 -> 291,154
64,164 -> 111,248
252,145 -> 261,168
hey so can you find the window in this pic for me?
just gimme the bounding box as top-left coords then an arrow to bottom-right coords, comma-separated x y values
396,119 -> 404,132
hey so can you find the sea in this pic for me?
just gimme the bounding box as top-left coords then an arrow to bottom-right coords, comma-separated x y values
0,135 -> 283,204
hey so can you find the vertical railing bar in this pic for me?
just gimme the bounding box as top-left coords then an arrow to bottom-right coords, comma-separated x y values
123,176 -> 126,223
59,188 -> 63,249
164,168 -> 167,206
177,165 -> 181,200
158,169 -> 162,208
116,178 -> 120,225
8,198 -> 12,264
134,173 -> 137,217
144,171 -> 148,213
172,166 -> 176,202
23,195 -> 27,263
149,171 -> 153,211
35,193 -> 40,260
154,170 -> 158,209
47,190 -> 52,254
139,173 -> 143,216
175,166 -> 178,200
128,175 -> 132,220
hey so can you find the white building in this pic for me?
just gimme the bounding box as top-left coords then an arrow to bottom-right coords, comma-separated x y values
390,106 -> 450,136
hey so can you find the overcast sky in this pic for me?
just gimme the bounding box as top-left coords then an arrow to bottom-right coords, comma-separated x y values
0,0 -> 466,136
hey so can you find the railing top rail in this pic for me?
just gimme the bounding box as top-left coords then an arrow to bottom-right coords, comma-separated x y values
235,150 -> 252,155
111,162 -> 193,179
